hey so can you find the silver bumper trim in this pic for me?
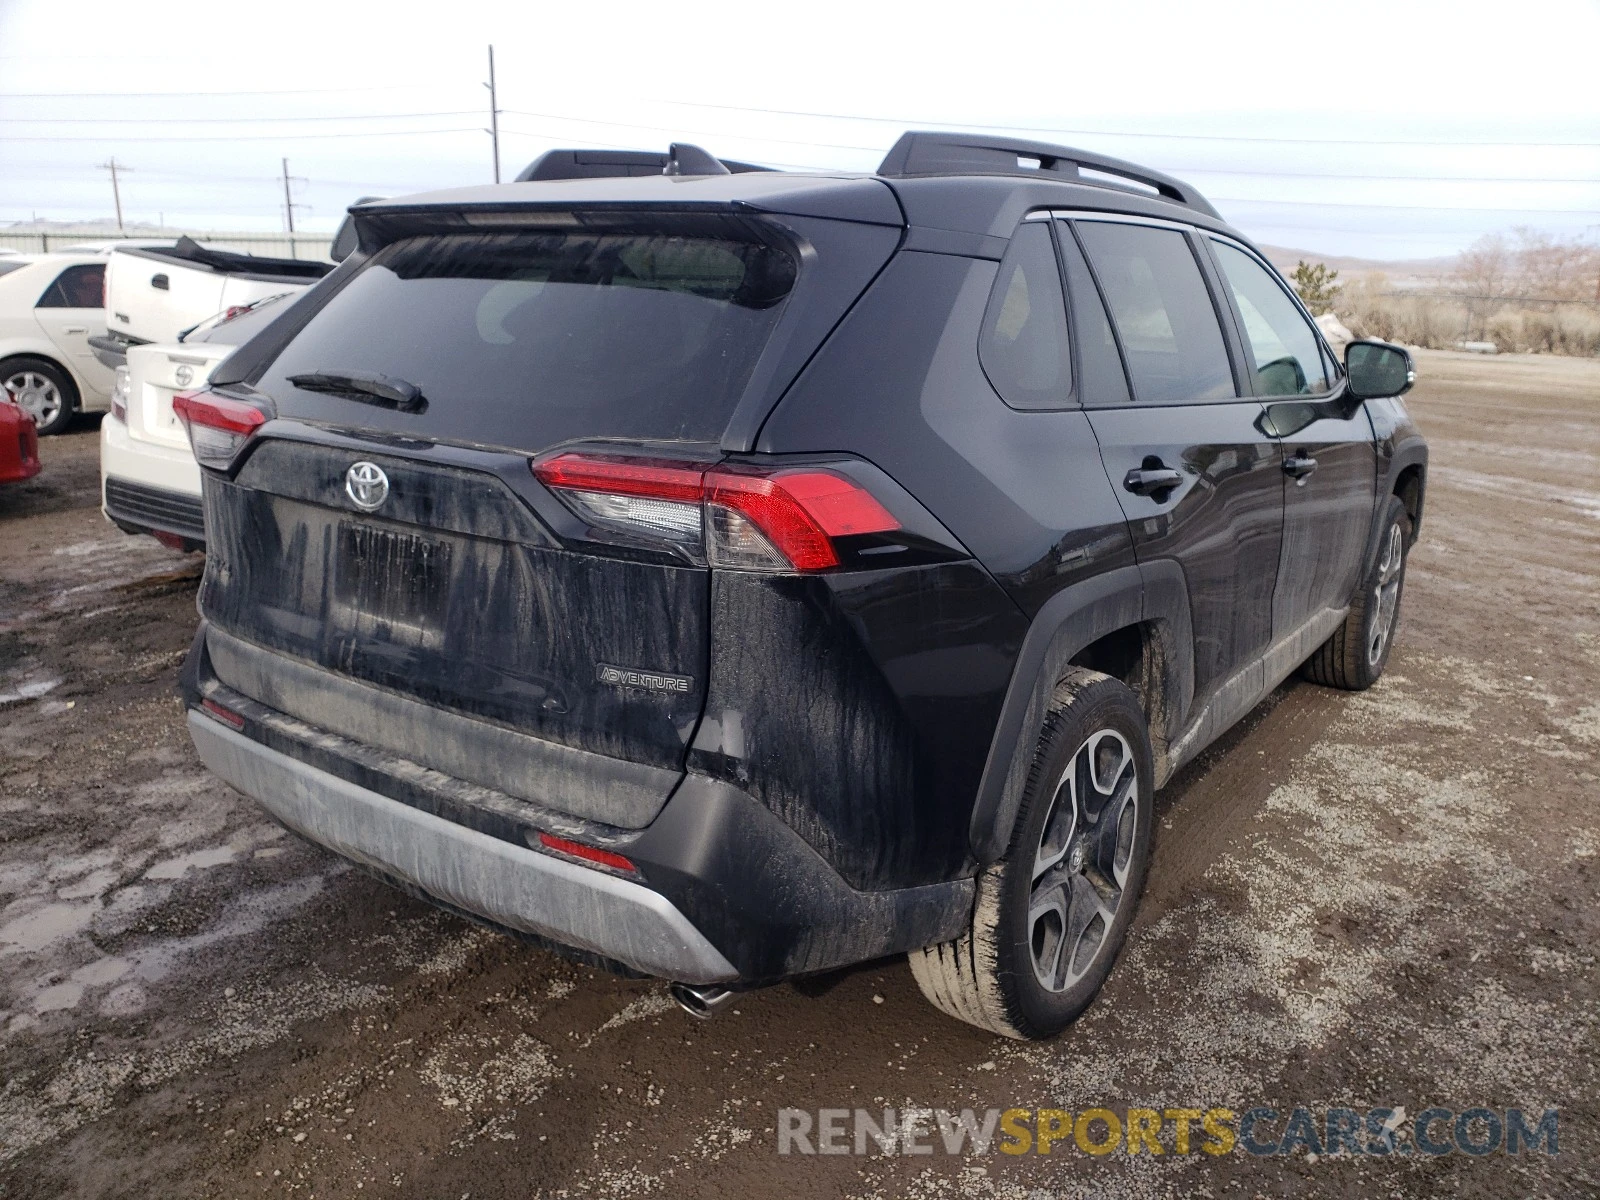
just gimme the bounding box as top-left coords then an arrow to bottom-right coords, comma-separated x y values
188,712 -> 738,984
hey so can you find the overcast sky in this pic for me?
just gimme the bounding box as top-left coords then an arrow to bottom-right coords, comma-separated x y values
2,0 -> 1597,260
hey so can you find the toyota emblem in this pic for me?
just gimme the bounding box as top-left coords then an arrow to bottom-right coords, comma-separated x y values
344,461 -> 390,511
173,364 -> 194,387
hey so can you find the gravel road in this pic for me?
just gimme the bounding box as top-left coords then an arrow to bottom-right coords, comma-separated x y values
1,349 -> 1596,1198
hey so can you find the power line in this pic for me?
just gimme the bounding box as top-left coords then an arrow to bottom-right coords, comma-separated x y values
496,124 -> 1600,209
1212,197 -> 1600,214
1173,167 -> 1598,185
496,124 -> 831,172
500,110 -> 1600,182
649,98 -> 1600,149
0,110 -> 480,125
0,127 -> 483,143
502,108 -> 883,154
0,83 -> 438,99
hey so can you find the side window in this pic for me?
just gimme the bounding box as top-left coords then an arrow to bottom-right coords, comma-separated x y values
1056,225 -> 1130,406
978,221 -> 1072,410
36,263 -> 105,309
1211,241 -> 1329,395
1075,221 -> 1236,405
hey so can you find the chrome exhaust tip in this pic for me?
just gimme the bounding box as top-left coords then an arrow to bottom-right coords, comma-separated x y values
670,982 -> 736,1019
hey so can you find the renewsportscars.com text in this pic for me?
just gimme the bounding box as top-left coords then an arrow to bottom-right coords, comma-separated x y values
776,1106 -> 1559,1158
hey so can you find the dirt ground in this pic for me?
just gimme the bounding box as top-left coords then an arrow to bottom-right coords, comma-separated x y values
1,350 -> 1596,1198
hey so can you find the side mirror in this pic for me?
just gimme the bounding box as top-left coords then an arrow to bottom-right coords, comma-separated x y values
1345,340 -> 1415,400
330,196 -> 386,262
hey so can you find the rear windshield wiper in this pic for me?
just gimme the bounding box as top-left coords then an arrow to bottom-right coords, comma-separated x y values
286,370 -> 427,413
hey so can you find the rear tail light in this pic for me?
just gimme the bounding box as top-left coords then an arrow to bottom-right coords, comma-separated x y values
109,365 -> 129,423
533,452 -> 899,573
172,388 -> 266,470
532,455 -> 705,551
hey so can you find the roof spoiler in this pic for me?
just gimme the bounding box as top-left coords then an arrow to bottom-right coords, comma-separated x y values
515,144 -> 775,183
331,196 -> 387,262
876,131 -> 1220,219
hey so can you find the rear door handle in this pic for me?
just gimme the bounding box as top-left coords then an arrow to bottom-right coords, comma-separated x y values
1123,466 -> 1184,496
63,326 -> 87,334
1283,453 -> 1319,480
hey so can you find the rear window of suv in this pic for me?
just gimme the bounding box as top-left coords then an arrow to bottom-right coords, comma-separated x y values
258,230 -> 797,449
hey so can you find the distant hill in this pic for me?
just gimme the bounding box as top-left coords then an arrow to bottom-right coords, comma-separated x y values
1258,244 -> 1456,283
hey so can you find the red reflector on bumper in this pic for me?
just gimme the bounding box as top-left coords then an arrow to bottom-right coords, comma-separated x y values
537,832 -> 637,874
201,698 -> 245,731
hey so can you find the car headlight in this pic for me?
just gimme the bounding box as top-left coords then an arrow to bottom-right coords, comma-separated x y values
110,365 -> 129,422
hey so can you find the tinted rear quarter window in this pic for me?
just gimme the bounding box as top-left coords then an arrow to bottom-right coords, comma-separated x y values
1075,222 -> 1235,405
978,222 -> 1072,409
258,231 -> 797,450
1057,225 -> 1131,407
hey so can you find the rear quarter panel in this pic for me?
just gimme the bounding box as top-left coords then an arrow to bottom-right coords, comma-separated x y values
747,248 -> 1139,883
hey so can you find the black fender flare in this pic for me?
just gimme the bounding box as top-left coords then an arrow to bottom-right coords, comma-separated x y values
1363,436 -> 1428,575
967,560 -> 1194,864
1383,437 -> 1428,536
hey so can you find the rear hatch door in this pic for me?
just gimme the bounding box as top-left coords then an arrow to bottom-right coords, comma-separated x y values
200,210 -> 899,828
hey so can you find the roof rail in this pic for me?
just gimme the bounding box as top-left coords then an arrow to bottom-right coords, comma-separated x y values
516,145 -> 776,183
876,131 -> 1220,219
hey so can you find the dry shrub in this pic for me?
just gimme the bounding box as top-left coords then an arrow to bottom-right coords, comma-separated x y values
1336,271 -> 1599,356
1483,307 -> 1600,356
1339,279 -> 1465,350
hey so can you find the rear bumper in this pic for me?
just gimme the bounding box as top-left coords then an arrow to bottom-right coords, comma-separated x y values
189,710 -> 741,984
182,622 -> 975,982
89,332 -> 143,370
101,413 -> 205,544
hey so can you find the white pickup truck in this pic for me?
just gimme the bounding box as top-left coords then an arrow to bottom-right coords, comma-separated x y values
90,236 -> 330,370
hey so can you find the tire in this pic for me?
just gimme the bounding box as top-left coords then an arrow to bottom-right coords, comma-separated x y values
1301,495 -> 1411,692
2,356 -> 78,436
909,668 -> 1155,1040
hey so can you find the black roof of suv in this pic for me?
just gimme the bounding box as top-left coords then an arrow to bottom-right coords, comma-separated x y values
181,128 -> 1426,1040
344,130 -> 1229,248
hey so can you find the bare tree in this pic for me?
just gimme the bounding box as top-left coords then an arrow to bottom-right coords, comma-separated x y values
1510,227 -> 1591,302
1451,234 -> 1511,340
1453,233 -> 1512,301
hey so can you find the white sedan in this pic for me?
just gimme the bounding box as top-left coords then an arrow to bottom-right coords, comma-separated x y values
0,253 -> 116,435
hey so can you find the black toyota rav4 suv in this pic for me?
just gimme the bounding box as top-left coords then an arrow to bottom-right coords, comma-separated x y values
177,132 -> 1426,1039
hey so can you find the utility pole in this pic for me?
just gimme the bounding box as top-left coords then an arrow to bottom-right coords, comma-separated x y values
484,45 -> 502,183
98,157 -> 127,231
282,158 -> 296,236
280,158 -> 309,257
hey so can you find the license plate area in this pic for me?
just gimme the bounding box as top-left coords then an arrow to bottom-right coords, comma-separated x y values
334,522 -> 453,646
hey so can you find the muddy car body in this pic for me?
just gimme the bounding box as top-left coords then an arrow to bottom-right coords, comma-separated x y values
177,134 -> 1427,1038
